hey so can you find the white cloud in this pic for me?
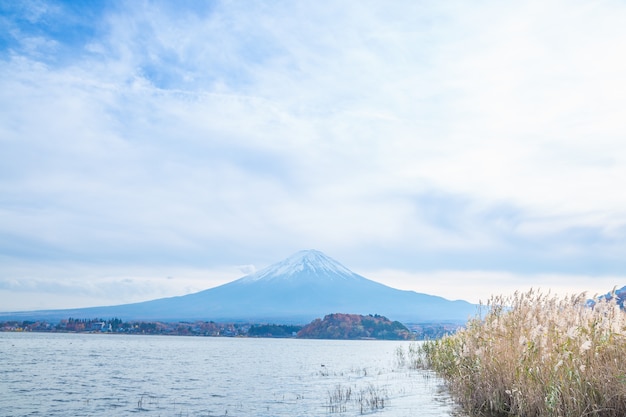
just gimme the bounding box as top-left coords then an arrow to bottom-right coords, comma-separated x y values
364,269 -> 625,305
0,262 -> 242,311
237,264 -> 256,275
1,1 -> 626,309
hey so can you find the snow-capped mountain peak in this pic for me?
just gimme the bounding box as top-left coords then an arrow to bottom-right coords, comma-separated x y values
241,249 -> 359,282
2,249 -> 478,323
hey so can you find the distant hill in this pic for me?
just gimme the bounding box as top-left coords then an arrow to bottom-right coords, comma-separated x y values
0,250 -> 477,324
297,313 -> 412,340
590,285 -> 626,308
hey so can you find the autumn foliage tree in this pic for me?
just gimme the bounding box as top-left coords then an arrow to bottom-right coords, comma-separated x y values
297,313 -> 412,340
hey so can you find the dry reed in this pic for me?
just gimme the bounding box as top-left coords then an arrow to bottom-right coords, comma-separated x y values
419,289 -> 626,417
327,383 -> 387,414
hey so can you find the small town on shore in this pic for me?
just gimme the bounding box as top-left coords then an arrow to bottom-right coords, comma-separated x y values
0,314 -> 462,340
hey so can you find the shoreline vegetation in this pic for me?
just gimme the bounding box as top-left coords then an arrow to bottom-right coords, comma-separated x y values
0,313 -> 459,340
415,289 -> 626,417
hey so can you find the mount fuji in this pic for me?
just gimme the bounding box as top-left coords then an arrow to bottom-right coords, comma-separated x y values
1,250 -> 477,324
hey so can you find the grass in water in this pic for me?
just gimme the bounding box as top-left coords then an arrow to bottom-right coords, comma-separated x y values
327,383 -> 387,414
327,384 -> 352,413
417,289 -> 626,417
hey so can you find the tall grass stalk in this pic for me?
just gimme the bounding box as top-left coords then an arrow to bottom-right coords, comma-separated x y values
327,384 -> 352,413
419,289 -> 626,417
358,384 -> 386,413
327,383 -> 387,414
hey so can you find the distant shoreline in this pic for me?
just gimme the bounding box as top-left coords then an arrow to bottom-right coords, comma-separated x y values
1,316 -> 462,340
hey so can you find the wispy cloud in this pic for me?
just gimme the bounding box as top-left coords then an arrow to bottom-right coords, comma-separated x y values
1,0 -> 626,309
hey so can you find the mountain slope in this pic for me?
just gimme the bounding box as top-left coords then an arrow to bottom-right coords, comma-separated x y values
0,250 -> 477,324
589,285 -> 626,308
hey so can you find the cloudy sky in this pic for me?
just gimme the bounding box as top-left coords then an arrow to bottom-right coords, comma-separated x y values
1,0 -> 626,311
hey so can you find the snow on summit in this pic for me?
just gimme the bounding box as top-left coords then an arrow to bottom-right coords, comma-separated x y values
242,249 -> 359,282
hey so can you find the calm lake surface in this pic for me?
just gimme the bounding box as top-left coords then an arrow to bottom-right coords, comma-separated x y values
1,332 -> 461,416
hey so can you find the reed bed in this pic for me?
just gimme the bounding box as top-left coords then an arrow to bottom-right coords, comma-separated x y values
419,289 -> 626,417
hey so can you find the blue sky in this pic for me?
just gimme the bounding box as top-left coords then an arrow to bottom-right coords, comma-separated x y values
1,0 -> 626,310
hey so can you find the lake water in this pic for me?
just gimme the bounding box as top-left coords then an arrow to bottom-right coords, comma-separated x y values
0,332 -> 461,416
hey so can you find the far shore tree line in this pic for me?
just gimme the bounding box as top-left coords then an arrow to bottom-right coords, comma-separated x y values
0,314 -> 462,340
